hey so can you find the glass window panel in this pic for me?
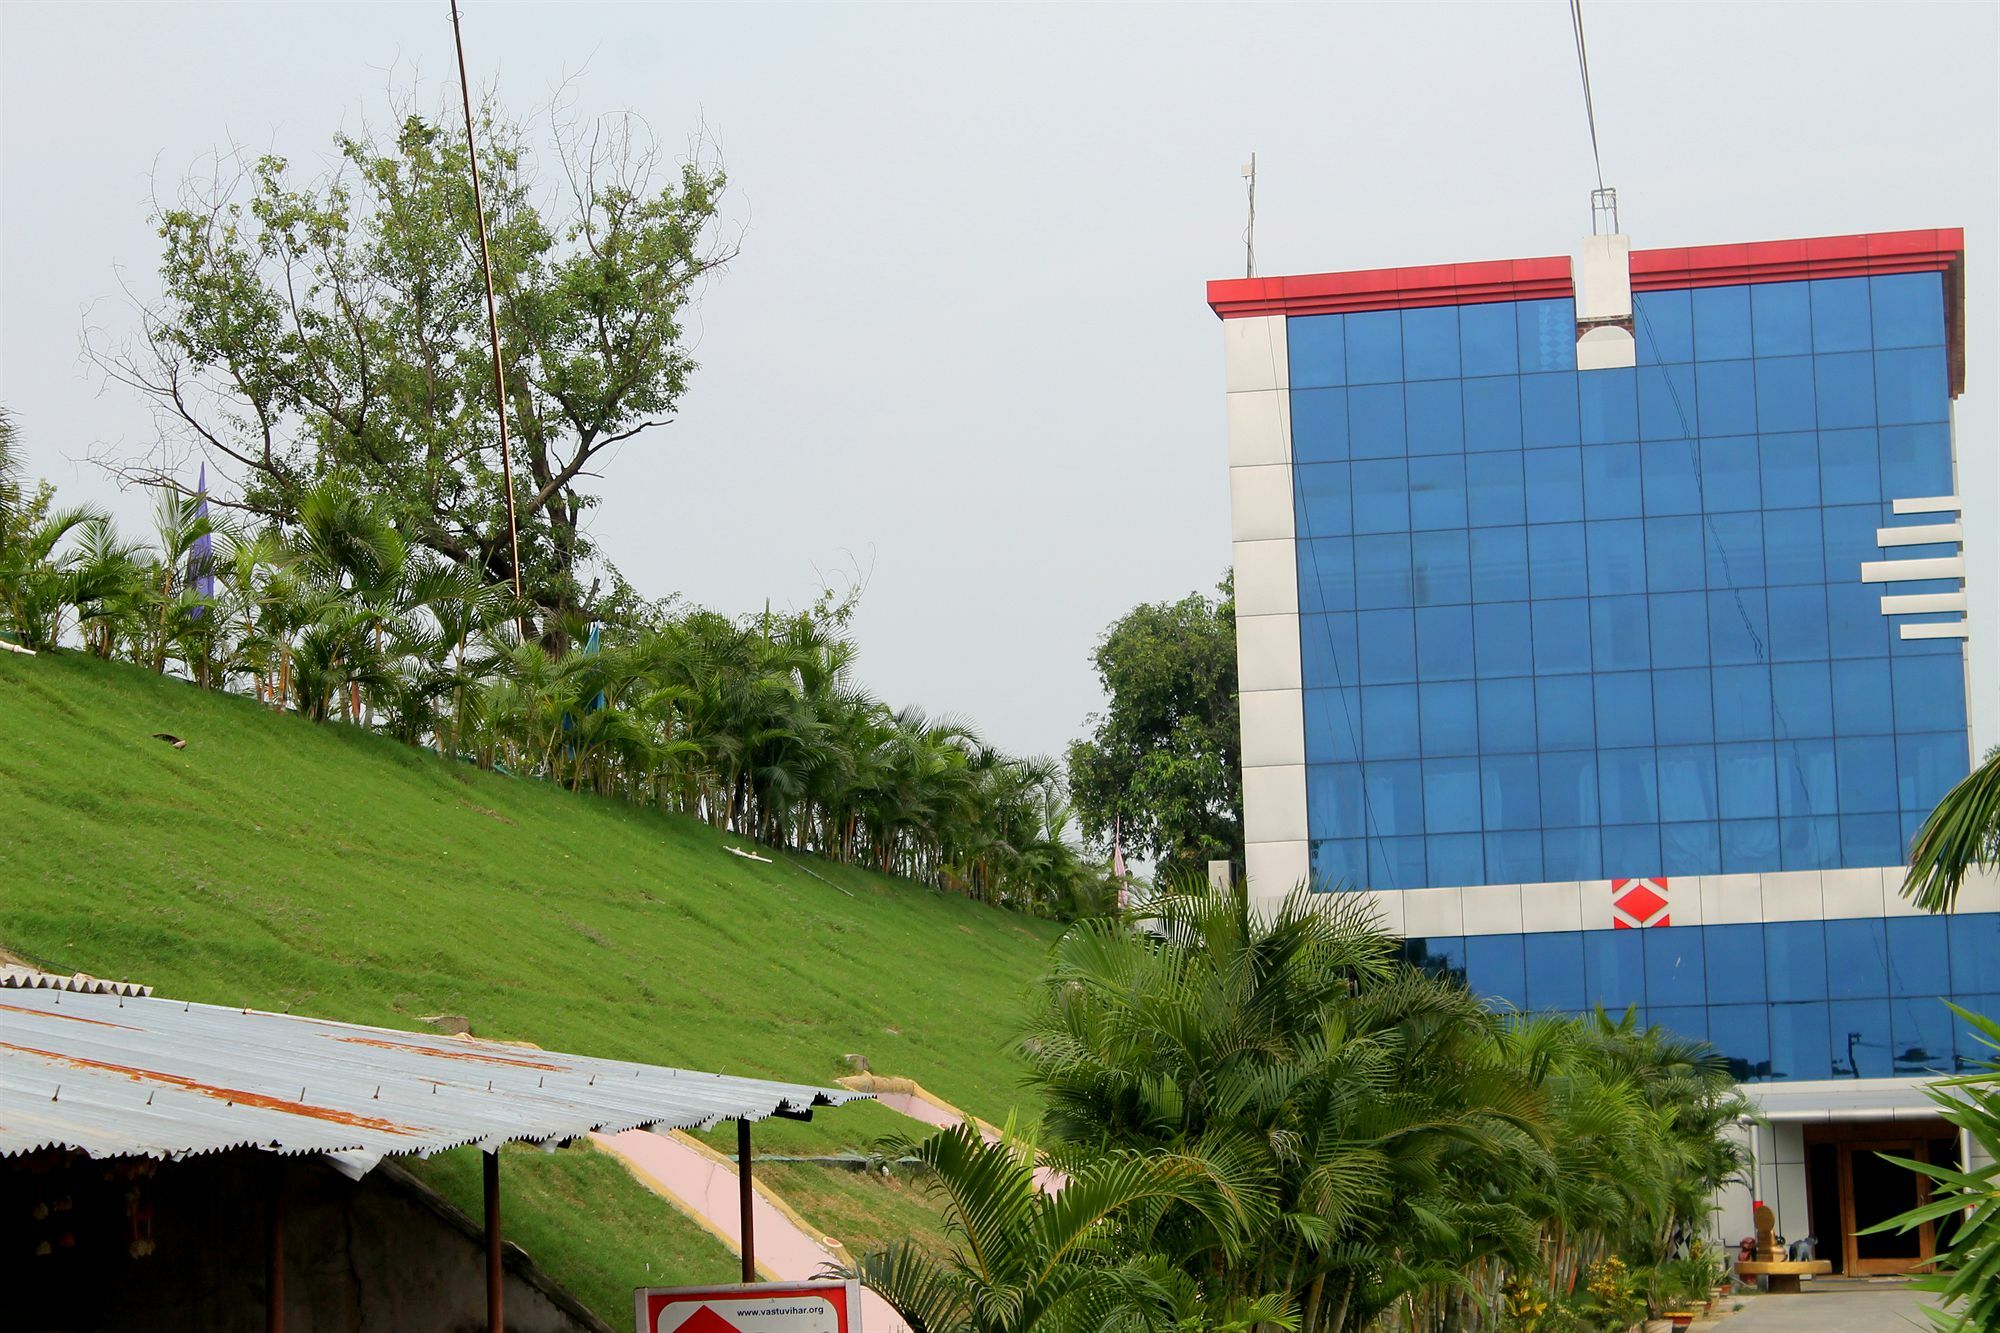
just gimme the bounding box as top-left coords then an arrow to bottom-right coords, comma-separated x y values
1582,442 -> 1644,520
1407,455 -> 1468,531
1404,379 -> 1465,456
1693,285 -> 1754,361
1463,376 -> 1524,453
1308,763 -> 1366,838
1300,612 -> 1360,688
1473,601 -> 1532,678
1950,915 -> 2000,994
1886,917 -> 1950,1000
1292,388 -> 1350,463
1411,530 -> 1472,607
1758,431 -> 1821,509
1716,742 -> 1779,819
1649,593 -> 1710,669
1763,508 -> 1826,586
1658,745 -> 1719,822
1754,355 -> 1819,433
1699,436 -> 1761,513
1524,932 -> 1587,1011
1400,305 -> 1461,380
1421,756 -> 1482,834
1771,1001 -> 1833,1081
1820,427 -> 1882,505
1751,280 -> 1813,357
1529,523 -> 1588,600
1305,687 -> 1363,763
1481,754 -> 1541,830
1361,684 -> 1421,761
1708,589 -> 1769,669
1662,820 -> 1721,875
1459,303 -> 1518,378
1890,997 -> 1954,1076
1956,995 -> 2000,1072
1579,366 -> 1639,444
1353,534 -> 1412,610
1840,812 -> 1903,867
1543,827 -> 1602,881
1713,664 -> 1775,742
1294,462 -> 1354,538
1836,735 -> 1899,813
1780,814 -> 1840,871
1525,446 -> 1585,524
1831,998 -> 1893,1077
1645,515 -> 1706,592
1777,736 -> 1837,816
1362,759 -> 1424,829
1522,371 -> 1582,447
1594,671 -> 1655,747
1827,918 -> 1890,999
1415,605 -> 1475,682
1655,668 -> 1714,745
1704,924 -> 1766,1004
1705,510 -> 1765,588
1815,351 -> 1877,429
1640,438 -> 1701,512
1832,658 -> 1894,735
1426,833 -> 1484,886
1635,289 -> 1694,363
1766,920 -> 1827,1001
1876,346 -> 1950,427
1485,829 -> 1544,882
1766,585 -> 1831,662
1871,273 -> 1946,349
1599,745 -> 1660,823
1477,678 -> 1537,754
1811,277 -> 1873,353
1289,314 -> 1346,388
1518,299 -> 1577,372
1344,309 -> 1403,384
1298,537 -> 1355,614
1898,731 -> 1969,815
1464,451 -> 1525,528
1369,835 -> 1428,890
1348,383 -> 1408,459
1584,928 -> 1646,1010
1405,936 -> 1466,983
1710,1003 -> 1772,1080
1357,608 -> 1417,685
1695,359 -> 1757,436
1532,599 -> 1591,675
1350,459 -> 1410,534
1540,750 -> 1598,826
1826,580 -> 1891,659
1419,681 -> 1478,758
1586,518 -> 1647,596
1720,817 -> 1779,873
1880,424 -> 1953,500
1536,675 -> 1596,752
1642,1006 -> 1705,1049
1590,594 -> 1651,674
1638,365 -> 1698,444
1602,822 -> 1662,875
1311,838 -> 1366,888
1469,527 -> 1529,602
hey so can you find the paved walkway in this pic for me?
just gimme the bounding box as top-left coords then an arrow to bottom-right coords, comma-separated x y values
1718,1283 -> 1938,1331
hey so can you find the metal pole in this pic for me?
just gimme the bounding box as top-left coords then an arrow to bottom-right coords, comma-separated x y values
448,0 -> 525,609
484,1150 -> 503,1333
267,1164 -> 285,1333
738,1119 -> 756,1283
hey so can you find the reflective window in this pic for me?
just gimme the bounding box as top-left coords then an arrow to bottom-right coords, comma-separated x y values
1290,314 -> 1347,388
1293,388 -> 1350,462
1406,380 -> 1464,455
1345,309 -> 1403,383
1402,306 -> 1462,381
1349,383 -> 1408,459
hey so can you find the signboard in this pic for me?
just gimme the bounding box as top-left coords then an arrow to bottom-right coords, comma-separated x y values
636,1280 -> 863,1333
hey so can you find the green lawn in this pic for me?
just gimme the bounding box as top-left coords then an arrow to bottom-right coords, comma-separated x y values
760,1162 -> 957,1260
0,651 -> 1056,1319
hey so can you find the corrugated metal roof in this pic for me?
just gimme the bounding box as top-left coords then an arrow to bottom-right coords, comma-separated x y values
0,988 -> 866,1177
0,966 -> 152,997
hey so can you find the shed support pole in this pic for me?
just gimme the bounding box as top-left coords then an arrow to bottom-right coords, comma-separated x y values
739,1118 -> 757,1283
267,1164 -> 285,1333
485,1149 -> 503,1333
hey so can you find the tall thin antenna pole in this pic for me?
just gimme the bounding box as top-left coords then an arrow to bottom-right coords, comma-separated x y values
1241,153 -> 1258,279
450,0 -> 525,607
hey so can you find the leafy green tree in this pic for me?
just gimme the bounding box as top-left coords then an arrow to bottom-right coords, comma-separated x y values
1068,574 -> 1241,871
1902,745 -> 2000,912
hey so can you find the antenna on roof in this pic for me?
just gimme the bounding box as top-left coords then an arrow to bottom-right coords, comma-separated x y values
1592,186 -> 1620,236
1241,153 -> 1258,278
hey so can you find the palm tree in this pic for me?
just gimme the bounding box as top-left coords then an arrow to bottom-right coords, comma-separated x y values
1902,746 -> 2000,912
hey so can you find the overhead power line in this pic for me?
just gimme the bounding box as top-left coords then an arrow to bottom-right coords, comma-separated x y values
1568,0 -> 1606,192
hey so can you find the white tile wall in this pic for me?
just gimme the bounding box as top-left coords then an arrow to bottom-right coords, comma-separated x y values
1239,689 -> 1307,768
1520,881 -> 1584,931
1953,867 -> 2000,913
1760,871 -> 1824,921
1880,867 -> 1926,916
1222,315 -> 1288,393
1226,389 -> 1292,467
1771,1160 -> 1812,1243
1667,880 -> 1705,927
1244,840 -> 1310,903
1232,538 -> 1300,618
1581,881 -> 1615,931
1820,866 -> 1887,919
1354,888 -> 1406,935
1461,884 -> 1523,936
1402,886 -> 1465,937
1229,464 -> 1296,542
1241,764 -> 1308,844
1235,613 -> 1303,693
1699,873 -> 1764,925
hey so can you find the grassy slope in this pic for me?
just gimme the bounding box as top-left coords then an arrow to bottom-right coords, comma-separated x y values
0,651 -> 1052,1316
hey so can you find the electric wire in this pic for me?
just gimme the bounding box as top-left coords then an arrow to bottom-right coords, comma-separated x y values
1568,0 -> 1607,192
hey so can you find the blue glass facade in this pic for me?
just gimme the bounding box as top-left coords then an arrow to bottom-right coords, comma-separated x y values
1290,274 -> 1967,892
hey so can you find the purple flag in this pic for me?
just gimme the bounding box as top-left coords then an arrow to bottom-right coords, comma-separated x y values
186,463 -> 214,617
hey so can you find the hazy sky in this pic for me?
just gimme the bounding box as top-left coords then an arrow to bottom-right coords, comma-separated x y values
3,1 -> 1996,762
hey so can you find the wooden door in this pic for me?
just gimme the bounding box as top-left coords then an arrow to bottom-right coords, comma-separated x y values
1837,1138 -> 1934,1275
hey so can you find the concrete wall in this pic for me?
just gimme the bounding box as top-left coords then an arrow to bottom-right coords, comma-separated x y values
2,1148 -> 608,1332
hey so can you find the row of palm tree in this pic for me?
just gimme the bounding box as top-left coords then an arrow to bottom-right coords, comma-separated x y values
849,881 -> 1751,1333
0,423 -> 1114,920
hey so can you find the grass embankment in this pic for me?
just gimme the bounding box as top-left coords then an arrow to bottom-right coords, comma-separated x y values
0,652 -> 1054,1319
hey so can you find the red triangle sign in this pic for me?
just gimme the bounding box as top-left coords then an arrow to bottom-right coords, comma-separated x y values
670,1307 -> 743,1333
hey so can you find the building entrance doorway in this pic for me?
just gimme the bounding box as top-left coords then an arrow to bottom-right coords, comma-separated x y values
1803,1120 -> 1955,1276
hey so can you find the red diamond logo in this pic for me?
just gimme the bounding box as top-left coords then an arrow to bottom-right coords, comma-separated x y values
1611,877 -> 1670,929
